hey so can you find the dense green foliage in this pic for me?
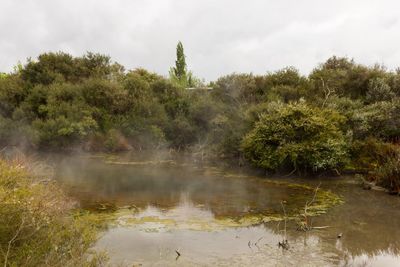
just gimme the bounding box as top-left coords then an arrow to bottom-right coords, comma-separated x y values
0,52 -> 206,151
1,51 -> 400,182
242,101 -> 348,173
0,159 -> 106,266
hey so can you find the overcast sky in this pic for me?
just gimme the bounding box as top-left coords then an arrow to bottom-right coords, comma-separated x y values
1,0 -> 399,80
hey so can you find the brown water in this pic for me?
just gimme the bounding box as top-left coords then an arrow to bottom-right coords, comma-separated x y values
52,154 -> 400,267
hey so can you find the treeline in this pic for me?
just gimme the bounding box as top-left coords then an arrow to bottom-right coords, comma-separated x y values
1,52 -> 400,189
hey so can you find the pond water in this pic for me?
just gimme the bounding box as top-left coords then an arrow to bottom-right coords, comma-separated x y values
51,153 -> 400,267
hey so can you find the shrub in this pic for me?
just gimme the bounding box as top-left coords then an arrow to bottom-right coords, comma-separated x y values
350,138 -> 398,170
241,101 -> 348,173
368,150 -> 400,193
352,98 -> 400,141
366,78 -> 395,103
0,159 -> 106,266
104,129 -> 132,152
32,114 -> 98,149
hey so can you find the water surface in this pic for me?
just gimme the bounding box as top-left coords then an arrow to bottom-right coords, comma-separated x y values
52,154 -> 400,266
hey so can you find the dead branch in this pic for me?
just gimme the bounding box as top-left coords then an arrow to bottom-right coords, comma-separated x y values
298,183 -> 321,231
320,78 -> 333,108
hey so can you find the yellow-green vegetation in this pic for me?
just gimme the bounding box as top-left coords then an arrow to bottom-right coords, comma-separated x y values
0,160 -> 107,266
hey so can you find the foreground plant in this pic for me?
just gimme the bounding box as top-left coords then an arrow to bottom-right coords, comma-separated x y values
0,159 -> 107,267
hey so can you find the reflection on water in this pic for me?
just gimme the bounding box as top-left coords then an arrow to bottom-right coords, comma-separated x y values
54,156 -> 320,217
52,154 -> 400,266
310,179 -> 400,267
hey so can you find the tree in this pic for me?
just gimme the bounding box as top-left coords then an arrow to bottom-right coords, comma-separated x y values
173,41 -> 186,80
212,74 -> 260,105
21,52 -> 77,85
309,56 -> 388,101
169,41 -> 197,87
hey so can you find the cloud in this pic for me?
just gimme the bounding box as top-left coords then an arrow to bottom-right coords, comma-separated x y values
0,0 -> 399,80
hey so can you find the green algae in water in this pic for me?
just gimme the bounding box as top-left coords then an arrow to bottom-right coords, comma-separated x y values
83,183 -> 343,232
56,155 -> 344,231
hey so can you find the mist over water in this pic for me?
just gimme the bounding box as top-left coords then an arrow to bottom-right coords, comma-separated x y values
44,153 -> 400,266
53,153 -> 313,216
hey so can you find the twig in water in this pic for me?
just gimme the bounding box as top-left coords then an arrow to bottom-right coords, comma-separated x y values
278,240 -> 290,250
298,182 -> 321,231
281,201 -> 287,241
278,201 -> 290,250
312,226 -> 331,230
254,237 -> 263,250
284,168 -> 297,177
175,250 -> 181,260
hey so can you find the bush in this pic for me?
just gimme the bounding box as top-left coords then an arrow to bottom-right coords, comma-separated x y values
0,159 -> 106,266
32,114 -> 98,149
350,138 -> 398,170
368,149 -> 400,193
104,129 -> 132,152
241,101 -> 348,173
365,78 -> 395,103
352,98 -> 400,141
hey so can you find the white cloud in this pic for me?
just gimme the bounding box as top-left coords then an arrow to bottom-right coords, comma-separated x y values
0,0 -> 399,80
